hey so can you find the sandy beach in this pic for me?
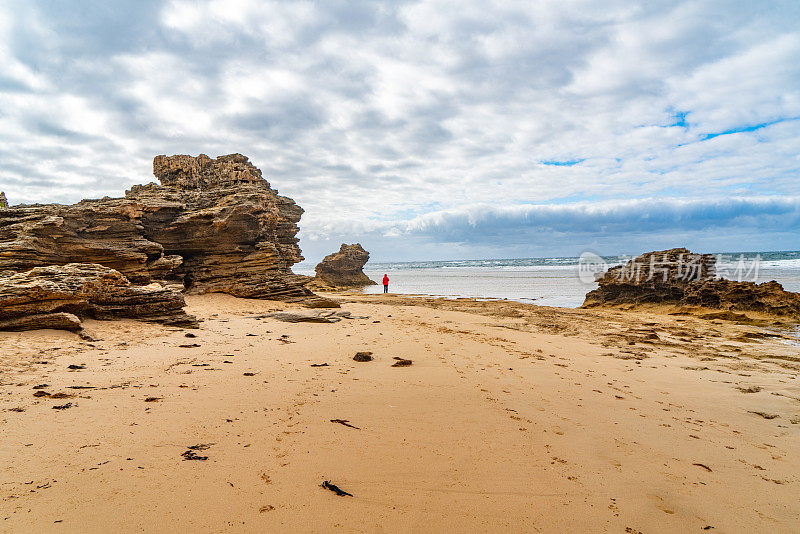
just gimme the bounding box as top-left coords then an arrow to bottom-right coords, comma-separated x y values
2,293 -> 799,532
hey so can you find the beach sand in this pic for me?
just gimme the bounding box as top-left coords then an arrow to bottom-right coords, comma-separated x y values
2,293 -> 799,532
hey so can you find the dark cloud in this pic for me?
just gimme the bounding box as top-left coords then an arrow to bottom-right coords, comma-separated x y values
298,196 -> 800,262
401,197 -> 800,242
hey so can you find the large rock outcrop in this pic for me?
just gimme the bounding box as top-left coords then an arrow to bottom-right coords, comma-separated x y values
583,248 -> 800,319
0,263 -> 198,334
584,248 -> 716,304
0,154 -> 319,302
314,244 -> 376,287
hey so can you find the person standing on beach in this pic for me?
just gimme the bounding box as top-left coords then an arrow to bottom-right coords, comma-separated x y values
382,274 -> 389,293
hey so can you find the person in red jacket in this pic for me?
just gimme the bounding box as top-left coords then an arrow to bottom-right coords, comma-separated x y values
382,274 -> 389,293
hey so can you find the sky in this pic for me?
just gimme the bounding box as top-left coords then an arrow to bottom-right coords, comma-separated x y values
1,0 -> 799,264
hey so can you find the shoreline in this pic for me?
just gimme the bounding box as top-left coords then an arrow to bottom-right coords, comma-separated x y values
301,256 -> 800,308
2,292 -> 799,532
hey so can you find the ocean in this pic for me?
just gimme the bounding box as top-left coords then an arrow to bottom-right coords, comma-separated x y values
295,251 -> 800,309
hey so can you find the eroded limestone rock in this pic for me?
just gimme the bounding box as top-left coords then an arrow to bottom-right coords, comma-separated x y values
261,310 -> 362,323
314,243 -> 375,287
0,263 -> 198,331
0,154 -> 317,302
0,312 -> 83,333
583,248 -> 800,319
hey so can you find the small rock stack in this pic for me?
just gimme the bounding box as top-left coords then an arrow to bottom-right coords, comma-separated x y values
314,244 -> 376,288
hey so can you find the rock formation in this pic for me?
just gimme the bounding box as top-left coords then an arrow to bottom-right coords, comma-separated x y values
0,263 -> 198,335
584,248 -> 715,304
583,248 -> 800,319
0,154 -> 322,302
0,312 -> 84,334
681,279 -> 800,317
262,310 -> 360,323
314,243 -> 376,287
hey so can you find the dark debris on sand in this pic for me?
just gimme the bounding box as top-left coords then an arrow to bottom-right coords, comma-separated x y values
330,419 -> 360,429
182,443 -> 212,461
749,411 -> 779,419
321,480 -> 353,496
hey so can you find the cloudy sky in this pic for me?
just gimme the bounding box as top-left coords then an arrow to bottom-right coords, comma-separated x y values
1,0 -> 799,263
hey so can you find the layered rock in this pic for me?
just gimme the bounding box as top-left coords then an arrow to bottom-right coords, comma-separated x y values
314,243 -> 376,287
0,312 -> 83,334
681,279 -> 800,317
0,263 -> 198,334
584,248 -> 715,304
0,154 -> 319,302
153,154 -> 268,189
583,248 -> 800,319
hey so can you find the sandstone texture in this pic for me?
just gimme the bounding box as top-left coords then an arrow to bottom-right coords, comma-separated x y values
261,310 -> 361,323
0,154 -> 319,302
0,263 -> 198,333
583,248 -> 800,319
0,312 -> 83,333
314,243 -> 375,287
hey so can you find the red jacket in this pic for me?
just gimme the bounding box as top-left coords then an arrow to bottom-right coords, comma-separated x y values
382,275 -> 389,285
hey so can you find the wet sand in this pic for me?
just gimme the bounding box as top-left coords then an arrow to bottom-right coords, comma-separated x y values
2,293 -> 799,532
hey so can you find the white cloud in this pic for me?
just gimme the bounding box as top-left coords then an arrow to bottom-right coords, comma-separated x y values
1,0 -> 799,261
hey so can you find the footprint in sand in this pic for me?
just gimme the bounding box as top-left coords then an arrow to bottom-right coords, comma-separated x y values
647,494 -> 675,514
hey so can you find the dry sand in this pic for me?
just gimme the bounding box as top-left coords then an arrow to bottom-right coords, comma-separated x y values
1,293 -> 799,532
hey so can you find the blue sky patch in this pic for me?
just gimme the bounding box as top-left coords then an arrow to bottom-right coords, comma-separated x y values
540,159 -> 585,167
699,117 -> 796,141
670,111 -> 689,128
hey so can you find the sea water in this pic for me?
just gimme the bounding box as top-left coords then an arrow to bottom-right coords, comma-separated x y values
295,251 -> 800,309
